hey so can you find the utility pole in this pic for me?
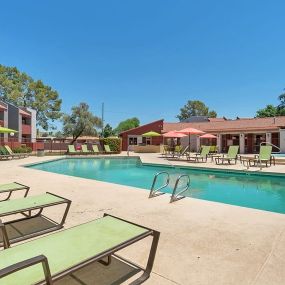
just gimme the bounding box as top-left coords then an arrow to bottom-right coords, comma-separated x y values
101,102 -> 104,137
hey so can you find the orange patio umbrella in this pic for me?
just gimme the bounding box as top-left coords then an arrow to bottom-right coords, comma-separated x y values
177,127 -> 205,151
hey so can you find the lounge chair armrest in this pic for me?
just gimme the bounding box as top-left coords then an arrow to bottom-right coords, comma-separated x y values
0,255 -> 53,284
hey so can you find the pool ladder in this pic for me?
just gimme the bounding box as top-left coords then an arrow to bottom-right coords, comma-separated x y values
149,172 -> 190,203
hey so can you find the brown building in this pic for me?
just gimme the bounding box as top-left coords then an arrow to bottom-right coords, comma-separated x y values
120,117 -> 285,153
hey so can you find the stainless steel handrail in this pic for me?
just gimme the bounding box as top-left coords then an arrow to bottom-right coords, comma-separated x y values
260,142 -> 281,153
170,174 -> 190,203
149,171 -> 170,198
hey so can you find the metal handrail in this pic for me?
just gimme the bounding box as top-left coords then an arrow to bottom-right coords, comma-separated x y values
170,174 -> 190,203
149,171 -> 170,198
260,142 -> 281,153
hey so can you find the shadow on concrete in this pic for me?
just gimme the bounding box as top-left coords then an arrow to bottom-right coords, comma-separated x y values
55,256 -> 141,285
0,215 -> 58,243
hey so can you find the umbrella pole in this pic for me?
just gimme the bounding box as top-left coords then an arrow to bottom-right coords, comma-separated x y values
188,133 -> 190,153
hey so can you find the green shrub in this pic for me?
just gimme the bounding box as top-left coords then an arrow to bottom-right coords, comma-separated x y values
101,137 -> 122,152
12,146 -> 32,153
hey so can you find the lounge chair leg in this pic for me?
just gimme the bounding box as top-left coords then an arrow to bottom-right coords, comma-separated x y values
0,220 -> 10,249
59,200 -> 72,226
130,230 -> 160,285
98,255 -> 112,266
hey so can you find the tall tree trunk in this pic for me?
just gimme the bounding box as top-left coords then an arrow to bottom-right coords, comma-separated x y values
71,129 -> 84,144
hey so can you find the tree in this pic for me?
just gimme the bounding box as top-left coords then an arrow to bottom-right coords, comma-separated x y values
0,64 -> 62,130
277,89 -> 285,114
115,117 -> 140,134
256,89 -> 285,118
176,100 -> 217,121
54,131 -> 64,138
62,102 -> 102,143
102,124 -> 115,138
256,104 -> 278,118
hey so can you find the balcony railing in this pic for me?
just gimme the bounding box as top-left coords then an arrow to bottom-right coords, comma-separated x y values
22,124 -> 31,134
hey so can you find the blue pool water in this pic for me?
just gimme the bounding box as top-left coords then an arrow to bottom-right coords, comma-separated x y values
27,158 -> 285,214
272,153 -> 285,157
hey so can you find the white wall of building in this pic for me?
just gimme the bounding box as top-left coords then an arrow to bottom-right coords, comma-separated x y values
27,108 -> 37,142
239,133 -> 245,154
279,130 -> 285,153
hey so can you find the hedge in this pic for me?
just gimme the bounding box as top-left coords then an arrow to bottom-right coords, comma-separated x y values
12,146 -> 33,153
100,137 -> 122,153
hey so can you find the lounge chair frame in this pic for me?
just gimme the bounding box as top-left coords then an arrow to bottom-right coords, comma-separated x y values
215,145 -> 239,165
4,145 -> 28,159
104,144 -> 116,154
0,192 -> 71,247
187,146 -> 211,163
0,213 -> 160,285
215,156 -> 238,165
0,182 -> 30,202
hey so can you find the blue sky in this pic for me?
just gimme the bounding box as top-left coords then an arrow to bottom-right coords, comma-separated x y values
1,0 -> 285,129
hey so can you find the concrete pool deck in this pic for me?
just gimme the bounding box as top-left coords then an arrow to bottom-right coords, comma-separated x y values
1,153 -> 285,284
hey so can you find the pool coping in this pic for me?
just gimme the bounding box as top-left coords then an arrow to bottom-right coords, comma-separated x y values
23,155 -> 285,178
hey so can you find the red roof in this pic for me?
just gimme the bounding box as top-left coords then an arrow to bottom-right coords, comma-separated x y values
208,117 -> 227,122
163,117 -> 285,133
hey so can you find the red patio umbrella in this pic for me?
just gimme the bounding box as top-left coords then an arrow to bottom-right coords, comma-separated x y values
177,127 -> 205,151
200,133 -> 217,139
162,130 -> 187,138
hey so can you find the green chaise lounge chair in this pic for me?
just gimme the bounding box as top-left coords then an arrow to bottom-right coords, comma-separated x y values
170,145 -> 190,159
104,144 -> 115,154
215,145 -> 239,165
67,145 -> 81,155
209,145 -> 218,154
250,145 -> 273,167
81,144 -> 91,154
0,214 -> 160,285
161,145 -> 169,157
0,192 -> 71,246
0,146 -> 12,160
4,145 -> 28,159
172,145 -> 183,157
92,144 -> 100,154
0,182 -> 29,201
187,146 -> 211,163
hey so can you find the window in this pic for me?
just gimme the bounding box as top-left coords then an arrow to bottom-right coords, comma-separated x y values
128,137 -> 138,145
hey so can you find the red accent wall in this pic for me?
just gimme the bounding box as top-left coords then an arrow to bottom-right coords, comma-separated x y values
22,124 -> 31,135
120,120 -> 164,151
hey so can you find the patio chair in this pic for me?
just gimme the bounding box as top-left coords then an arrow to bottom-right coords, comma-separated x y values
92,144 -> 101,154
250,145 -> 273,167
0,192 -> 71,246
0,214 -> 160,285
161,145 -> 169,157
104,144 -> 115,154
215,145 -> 239,165
209,145 -> 218,154
0,146 -> 12,160
187,146 -> 211,163
4,145 -> 28,159
167,145 -> 183,158
0,182 -> 30,202
171,145 -> 190,159
67,145 -> 81,155
81,144 -> 91,154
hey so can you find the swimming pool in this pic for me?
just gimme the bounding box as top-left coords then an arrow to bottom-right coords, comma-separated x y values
272,153 -> 285,157
27,157 -> 285,214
